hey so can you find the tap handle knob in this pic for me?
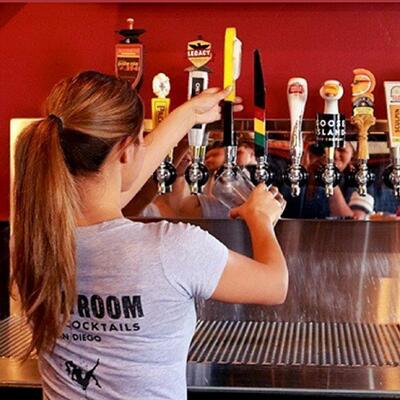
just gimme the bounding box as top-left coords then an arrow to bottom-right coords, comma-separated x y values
283,165 -> 308,196
127,18 -> 134,30
384,164 -> 400,197
163,162 -> 177,187
315,165 -> 341,190
185,162 -> 209,193
153,162 -> 177,194
298,166 -> 309,186
248,163 -> 275,186
345,165 -> 375,193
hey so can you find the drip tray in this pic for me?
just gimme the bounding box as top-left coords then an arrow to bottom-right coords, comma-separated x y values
2,317 -> 400,394
188,320 -> 400,367
2,317 -> 400,367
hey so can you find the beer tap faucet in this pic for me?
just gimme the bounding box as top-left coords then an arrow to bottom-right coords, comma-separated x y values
184,36 -> 213,194
385,147 -> 400,197
384,82 -> 400,197
285,78 -> 308,197
349,68 -> 376,196
315,80 -> 346,198
152,73 -> 177,194
249,50 -> 275,186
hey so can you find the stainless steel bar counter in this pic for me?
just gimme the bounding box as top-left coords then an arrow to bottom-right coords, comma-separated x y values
1,219 -> 399,398
186,218 -> 400,397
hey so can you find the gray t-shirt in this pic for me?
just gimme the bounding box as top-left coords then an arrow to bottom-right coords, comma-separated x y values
39,218 -> 228,400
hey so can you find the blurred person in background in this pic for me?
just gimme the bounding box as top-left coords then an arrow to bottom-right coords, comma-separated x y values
282,141 -> 374,219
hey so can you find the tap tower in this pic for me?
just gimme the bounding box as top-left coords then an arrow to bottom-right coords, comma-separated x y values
249,50 -> 275,186
315,80 -> 346,197
348,68 -> 376,196
152,73 -> 177,194
285,78 -> 308,197
184,36 -> 213,194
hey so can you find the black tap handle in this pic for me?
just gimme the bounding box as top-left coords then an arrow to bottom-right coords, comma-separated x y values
223,101 -> 236,147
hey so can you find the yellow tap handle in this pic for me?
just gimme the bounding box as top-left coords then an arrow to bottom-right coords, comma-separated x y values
151,98 -> 170,129
224,27 -> 237,102
151,97 -> 173,162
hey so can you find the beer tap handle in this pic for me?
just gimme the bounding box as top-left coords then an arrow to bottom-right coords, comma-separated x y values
348,116 -> 376,195
213,28 -> 255,208
186,79 -> 210,195
222,28 -> 241,150
253,49 -> 266,159
285,77 -> 308,196
184,38 -> 212,194
250,49 -> 274,186
115,17 -> 145,89
384,81 -> 400,197
315,80 -> 345,197
349,68 -> 376,196
151,73 -> 177,194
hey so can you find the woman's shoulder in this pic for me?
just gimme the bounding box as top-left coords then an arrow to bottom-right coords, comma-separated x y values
121,218 -> 204,240
76,218 -> 209,250
76,217 -> 167,244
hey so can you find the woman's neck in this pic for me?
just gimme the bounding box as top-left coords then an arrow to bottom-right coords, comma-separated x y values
76,208 -> 123,227
76,175 -> 123,226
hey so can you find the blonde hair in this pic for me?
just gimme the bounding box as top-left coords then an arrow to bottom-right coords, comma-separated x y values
11,71 -> 143,358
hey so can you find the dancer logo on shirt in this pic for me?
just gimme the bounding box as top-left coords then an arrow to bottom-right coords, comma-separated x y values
65,358 -> 102,392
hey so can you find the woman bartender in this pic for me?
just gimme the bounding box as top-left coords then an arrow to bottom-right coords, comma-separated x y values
11,71 -> 288,400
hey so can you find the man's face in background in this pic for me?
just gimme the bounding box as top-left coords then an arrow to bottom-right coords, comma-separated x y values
237,142 -> 256,167
205,146 -> 225,173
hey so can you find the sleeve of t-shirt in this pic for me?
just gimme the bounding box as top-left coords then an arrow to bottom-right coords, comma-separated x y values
160,221 -> 229,299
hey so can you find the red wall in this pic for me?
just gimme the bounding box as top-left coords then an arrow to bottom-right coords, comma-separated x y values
2,2 -> 400,219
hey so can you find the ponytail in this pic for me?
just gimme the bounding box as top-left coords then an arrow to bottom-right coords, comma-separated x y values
12,117 -> 79,357
11,71 -> 144,358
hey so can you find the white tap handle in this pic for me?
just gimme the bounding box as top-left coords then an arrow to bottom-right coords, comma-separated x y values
233,37 -> 242,80
188,70 -> 209,147
188,69 -> 208,100
287,78 -> 308,133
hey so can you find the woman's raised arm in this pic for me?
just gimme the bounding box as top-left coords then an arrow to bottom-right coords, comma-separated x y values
120,88 -> 242,208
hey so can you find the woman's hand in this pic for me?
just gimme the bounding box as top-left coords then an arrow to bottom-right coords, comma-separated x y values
188,87 -> 243,125
230,184 -> 286,227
